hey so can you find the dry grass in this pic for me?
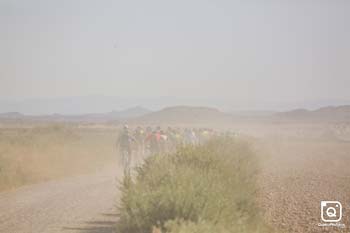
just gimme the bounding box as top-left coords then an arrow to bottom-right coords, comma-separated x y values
0,124 -> 117,191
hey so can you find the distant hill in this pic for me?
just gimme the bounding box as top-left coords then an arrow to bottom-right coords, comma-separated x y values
0,112 -> 24,119
3,105 -> 350,124
46,106 -> 151,122
230,110 -> 276,117
115,106 -> 151,119
276,105 -> 350,121
132,106 -> 233,125
0,107 -> 151,123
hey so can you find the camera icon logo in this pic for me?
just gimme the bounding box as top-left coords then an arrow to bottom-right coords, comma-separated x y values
321,201 -> 342,223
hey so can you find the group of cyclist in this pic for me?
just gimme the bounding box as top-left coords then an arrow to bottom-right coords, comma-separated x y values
116,125 -> 218,174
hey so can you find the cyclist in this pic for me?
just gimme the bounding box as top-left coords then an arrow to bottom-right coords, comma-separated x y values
146,130 -> 161,155
134,126 -> 145,160
117,125 -> 135,175
159,130 -> 168,153
184,128 -> 196,145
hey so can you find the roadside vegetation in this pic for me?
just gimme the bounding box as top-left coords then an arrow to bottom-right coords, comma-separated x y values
117,137 -> 270,233
0,124 -> 116,191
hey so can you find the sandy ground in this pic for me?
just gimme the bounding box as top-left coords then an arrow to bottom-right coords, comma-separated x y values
0,169 -> 120,233
1,136 -> 349,233
258,139 -> 350,233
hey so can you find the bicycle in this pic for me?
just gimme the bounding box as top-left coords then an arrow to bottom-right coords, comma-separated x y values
121,148 -> 131,176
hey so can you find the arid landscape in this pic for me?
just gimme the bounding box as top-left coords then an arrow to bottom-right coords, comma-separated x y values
1,1 -> 349,232
1,106 -> 350,232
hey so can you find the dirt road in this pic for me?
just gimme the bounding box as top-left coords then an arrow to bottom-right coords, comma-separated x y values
258,139 -> 350,233
1,138 -> 349,233
0,169 -> 120,233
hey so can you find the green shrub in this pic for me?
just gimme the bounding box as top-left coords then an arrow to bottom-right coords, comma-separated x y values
117,137 -> 269,233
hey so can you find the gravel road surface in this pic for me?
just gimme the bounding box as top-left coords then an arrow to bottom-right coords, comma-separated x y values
0,169 -> 120,233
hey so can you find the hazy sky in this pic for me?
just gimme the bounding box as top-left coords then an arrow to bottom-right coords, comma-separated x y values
1,0 -> 350,111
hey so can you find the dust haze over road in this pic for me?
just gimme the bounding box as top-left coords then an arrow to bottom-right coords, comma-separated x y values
1,118 -> 350,233
0,169 -> 120,233
1,0 -> 350,232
